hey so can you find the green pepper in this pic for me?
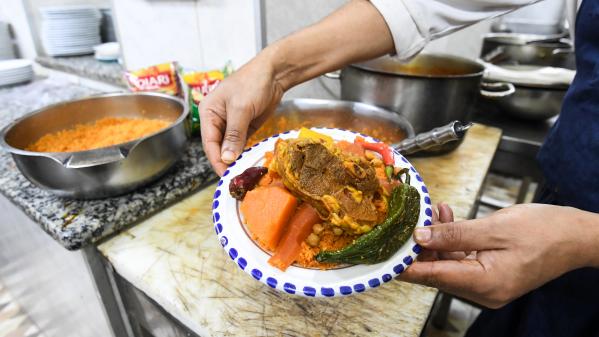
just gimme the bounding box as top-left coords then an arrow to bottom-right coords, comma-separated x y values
385,165 -> 394,180
316,183 -> 420,265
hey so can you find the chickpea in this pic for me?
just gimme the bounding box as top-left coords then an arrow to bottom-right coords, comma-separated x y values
364,150 -> 376,160
306,233 -> 320,247
312,223 -> 324,235
371,158 -> 383,166
332,227 -> 343,236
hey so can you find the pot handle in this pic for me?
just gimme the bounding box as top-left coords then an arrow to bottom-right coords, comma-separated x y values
323,70 -> 341,80
60,141 -> 140,169
480,81 -> 516,98
552,47 -> 574,55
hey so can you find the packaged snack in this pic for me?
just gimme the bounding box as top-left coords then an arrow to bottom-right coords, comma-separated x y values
124,62 -> 181,97
182,61 -> 233,135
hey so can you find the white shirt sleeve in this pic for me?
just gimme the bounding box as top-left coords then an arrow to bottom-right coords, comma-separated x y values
370,0 -> 542,61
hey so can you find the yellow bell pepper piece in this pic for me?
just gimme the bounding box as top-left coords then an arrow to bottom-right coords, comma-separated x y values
298,127 -> 333,144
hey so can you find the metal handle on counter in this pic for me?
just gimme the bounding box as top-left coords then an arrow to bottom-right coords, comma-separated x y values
393,120 -> 473,155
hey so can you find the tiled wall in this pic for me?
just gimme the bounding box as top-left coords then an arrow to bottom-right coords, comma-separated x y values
112,0 -> 260,71
0,0 -> 38,59
264,0 -> 346,100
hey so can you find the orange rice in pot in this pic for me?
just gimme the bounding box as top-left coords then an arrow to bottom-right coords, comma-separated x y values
26,117 -> 170,153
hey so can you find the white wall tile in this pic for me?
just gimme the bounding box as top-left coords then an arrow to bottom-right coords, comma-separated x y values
112,0 -> 203,70
264,0 -> 347,100
112,0 -> 259,71
0,0 -> 38,59
195,0 -> 259,70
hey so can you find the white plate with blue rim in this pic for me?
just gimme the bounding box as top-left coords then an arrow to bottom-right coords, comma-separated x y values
212,127 -> 433,297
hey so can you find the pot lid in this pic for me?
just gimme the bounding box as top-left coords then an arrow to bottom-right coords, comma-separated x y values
483,32 -> 572,47
482,62 -> 574,89
351,54 -> 484,79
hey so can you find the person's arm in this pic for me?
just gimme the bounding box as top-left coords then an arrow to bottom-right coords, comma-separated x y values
401,203 -> 599,308
200,0 -> 537,175
272,0 -> 543,90
200,0 -> 394,174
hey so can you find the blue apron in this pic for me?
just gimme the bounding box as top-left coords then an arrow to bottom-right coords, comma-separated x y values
466,1 -> 599,336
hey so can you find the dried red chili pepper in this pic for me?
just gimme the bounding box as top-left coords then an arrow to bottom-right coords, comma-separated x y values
229,166 -> 268,200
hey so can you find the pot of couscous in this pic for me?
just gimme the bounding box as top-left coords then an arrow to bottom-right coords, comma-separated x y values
0,92 -> 189,199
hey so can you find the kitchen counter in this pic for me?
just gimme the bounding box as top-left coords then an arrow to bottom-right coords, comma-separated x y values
36,55 -> 126,87
98,124 -> 502,337
0,77 -> 217,249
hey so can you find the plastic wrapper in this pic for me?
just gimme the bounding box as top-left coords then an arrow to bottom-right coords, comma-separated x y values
182,61 -> 233,135
124,62 -> 181,97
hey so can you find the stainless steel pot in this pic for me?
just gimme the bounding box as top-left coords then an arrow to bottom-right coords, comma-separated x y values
481,65 -> 568,120
249,98 -> 415,146
326,54 -> 513,134
481,33 -> 575,70
0,92 -> 189,199
481,81 -> 566,120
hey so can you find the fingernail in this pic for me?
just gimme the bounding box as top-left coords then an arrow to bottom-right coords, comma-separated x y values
221,150 -> 236,163
414,228 -> 431,243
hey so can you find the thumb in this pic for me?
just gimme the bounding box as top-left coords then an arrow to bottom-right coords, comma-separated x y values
413,218 -> 502,252
220,106 -> 252,164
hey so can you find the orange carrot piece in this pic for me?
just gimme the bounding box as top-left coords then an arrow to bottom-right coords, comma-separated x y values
240,186 -> 298,251
337,140 -> 365,157
268,203 -> 321,271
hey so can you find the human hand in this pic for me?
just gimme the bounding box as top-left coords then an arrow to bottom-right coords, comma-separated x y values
401,203 -> 596,308
199,54 -> 285,175
199,0 -> 396,176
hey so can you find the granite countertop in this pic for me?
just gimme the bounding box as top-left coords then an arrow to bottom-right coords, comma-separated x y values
0,77 -> 217,250
36,55 -> 126,87
98,124 -> 502,336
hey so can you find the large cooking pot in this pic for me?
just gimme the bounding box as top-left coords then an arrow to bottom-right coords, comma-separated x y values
326,54 -> 513,134
481,33 -> 575,70
481,65 -> 568,120
0,92 -> 189,199
248,98 -> 414,146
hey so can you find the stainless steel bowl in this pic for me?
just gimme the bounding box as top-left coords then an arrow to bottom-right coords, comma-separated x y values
0,92 -> 189,199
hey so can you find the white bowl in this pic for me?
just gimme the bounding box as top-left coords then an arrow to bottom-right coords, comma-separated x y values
212,128 -> 433,297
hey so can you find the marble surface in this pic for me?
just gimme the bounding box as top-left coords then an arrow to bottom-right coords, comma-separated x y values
36,55 -> 125,87
98,124 -> 502,337
0,77 -> 217,250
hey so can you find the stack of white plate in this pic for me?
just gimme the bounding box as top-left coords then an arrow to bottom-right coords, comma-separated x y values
0,22 -> 15,60
0,59 -> 33,87
40,6 -> 101,56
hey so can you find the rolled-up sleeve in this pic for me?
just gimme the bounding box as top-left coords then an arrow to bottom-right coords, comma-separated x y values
370,0 -> 541,61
